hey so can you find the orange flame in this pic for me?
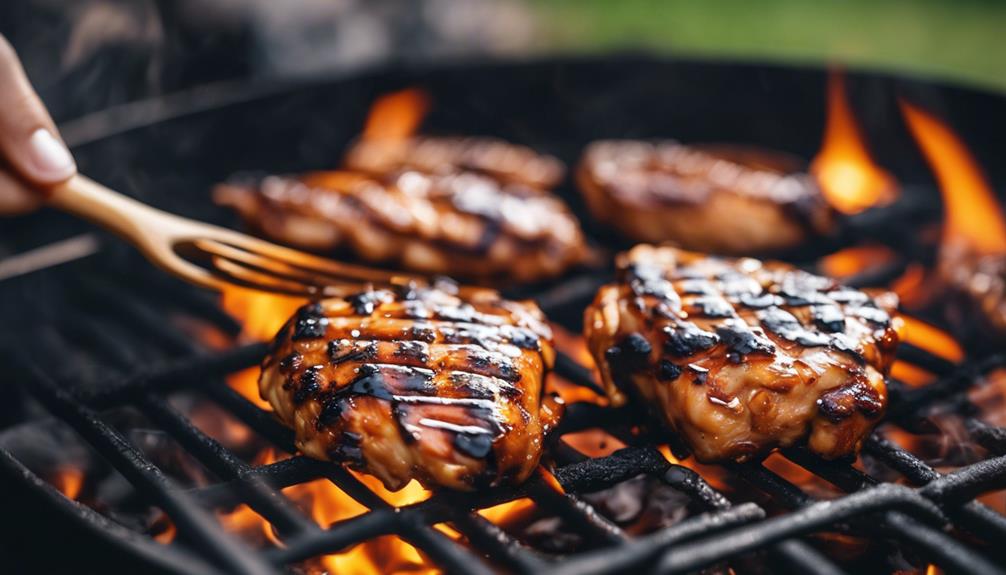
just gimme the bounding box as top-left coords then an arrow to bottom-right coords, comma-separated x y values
220,286 -> 306,406
215,449 -> 440,573
889,264 -> 928,308
819,244 -> 897,279
153,521 -> 177,545
811,70 -> 897,214
550,325 -> 608,406
479,498 -> 537,526
538,466 -> 565,495
900,101 -> 1006,255
53,466 -> 84,500
890,315 -> 963,388
362,89 -> 430,141
890,361 -> 936,388
900,315 -> 965,364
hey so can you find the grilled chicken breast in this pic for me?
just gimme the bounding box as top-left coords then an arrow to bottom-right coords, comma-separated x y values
585,245 -> 902,462
215,166 -> 586,283
577,140 -> 835,254
345,136 -> 565,189
939,240 -> 1006,343
260,279 -> 563,491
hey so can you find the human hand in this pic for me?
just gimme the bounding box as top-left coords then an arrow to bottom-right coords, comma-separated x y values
0,34 -> 76,216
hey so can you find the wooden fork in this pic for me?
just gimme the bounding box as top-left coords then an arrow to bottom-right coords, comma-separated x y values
48,174 -> 404,296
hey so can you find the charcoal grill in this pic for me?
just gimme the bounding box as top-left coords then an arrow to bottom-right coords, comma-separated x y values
2,55 -> 1006,574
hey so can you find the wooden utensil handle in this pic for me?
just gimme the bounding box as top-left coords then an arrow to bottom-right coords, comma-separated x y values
48,175 -> 181,241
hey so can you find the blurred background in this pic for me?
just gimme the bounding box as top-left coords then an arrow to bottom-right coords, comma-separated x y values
2,0 -> 1005,125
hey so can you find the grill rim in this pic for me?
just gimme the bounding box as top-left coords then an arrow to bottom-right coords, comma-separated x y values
3,53 -> 1006,574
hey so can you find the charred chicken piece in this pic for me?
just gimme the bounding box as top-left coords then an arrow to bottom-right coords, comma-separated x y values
261,279 -> 563,491
577,140 -> 835,254
345,136 -> 565,189
939,240 -> 1006,343
585,245 -> 902,462
215,168 -> 587,282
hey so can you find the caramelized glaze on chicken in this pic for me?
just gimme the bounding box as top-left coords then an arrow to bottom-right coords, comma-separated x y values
577,141 -> 835,254
585,245 -> 902,462
215,167 -> 587,282
260,279 -> 563,490
345,136 -> 565,189
939,240 -> 1006,342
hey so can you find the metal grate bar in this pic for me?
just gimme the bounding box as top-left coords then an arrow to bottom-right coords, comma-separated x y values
82,342 -> 269,408
0,448 -> 227,575
9,272 -> 1006,575
12,356 -> 279,575
549,503 -> 764,575
651,483 -> 949,574
866,433 -> 1006,542
781,448 -> 1006,574
135,393 -> 318,537
447,512 -> 549,573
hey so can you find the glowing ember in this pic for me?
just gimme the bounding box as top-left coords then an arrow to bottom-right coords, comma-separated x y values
361,88 -> 430,141
152,519 -> 177,545
900,101 -> 1006,255
561,429 -> 626,458
811,70 -> 897,214
53,466 -> 84,500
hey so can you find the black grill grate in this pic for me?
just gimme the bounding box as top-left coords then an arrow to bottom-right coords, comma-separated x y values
3,257 -> 1006,575
4,55 -> 1006,575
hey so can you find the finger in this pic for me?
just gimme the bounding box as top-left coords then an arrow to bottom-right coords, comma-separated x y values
0,35 -> 76,187
0,169 -> 42,216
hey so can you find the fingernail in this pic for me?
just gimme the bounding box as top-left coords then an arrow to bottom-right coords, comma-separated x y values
27,128 -> 76,181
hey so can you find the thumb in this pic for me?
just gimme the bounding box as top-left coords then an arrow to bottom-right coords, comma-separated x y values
0,35 -> 76,187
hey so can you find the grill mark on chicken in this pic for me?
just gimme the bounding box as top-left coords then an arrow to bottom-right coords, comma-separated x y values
260,282 -> 561,491
938,241 -> 1006,346
577,140 -> 835,254
215,139 -> 586,282
585,245 -> 903,463
344,136 -> 566,189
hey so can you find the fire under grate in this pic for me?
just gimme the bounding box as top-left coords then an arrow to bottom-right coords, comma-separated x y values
3,257 -> 1006,575
4,56 -> 1006,575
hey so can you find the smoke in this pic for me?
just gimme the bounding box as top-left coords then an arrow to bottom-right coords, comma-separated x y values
4,0 -> 539,123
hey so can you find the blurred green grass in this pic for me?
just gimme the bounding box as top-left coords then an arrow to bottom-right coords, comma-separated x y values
531,0 -> 1006,92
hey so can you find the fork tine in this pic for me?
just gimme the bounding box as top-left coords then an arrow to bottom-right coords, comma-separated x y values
148,248 -> 233,293
193,238 -> 354,288
209,256 -> 325,297
206,230 -> 406,284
